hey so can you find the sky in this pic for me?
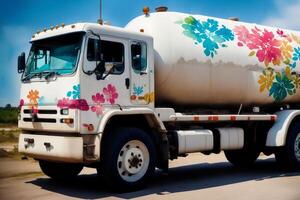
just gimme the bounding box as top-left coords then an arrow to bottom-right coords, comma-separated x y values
1,0 -> 300,106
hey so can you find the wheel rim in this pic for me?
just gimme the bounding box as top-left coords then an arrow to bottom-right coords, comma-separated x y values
294,132 -> 300,162
117,140 -> 150,182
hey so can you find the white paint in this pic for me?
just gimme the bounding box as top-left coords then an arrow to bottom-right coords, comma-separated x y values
266,110 -> 300,147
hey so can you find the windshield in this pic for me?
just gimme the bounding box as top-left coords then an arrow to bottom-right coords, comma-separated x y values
23,32 -> 84,80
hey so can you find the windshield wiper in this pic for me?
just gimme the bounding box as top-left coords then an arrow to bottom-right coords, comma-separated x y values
44,71 -> 59,80
22,72 -> 41,81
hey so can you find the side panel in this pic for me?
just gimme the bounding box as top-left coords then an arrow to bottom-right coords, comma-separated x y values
266,110 -> 300,147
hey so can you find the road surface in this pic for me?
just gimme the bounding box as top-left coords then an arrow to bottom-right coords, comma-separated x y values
0,153 -> 299,200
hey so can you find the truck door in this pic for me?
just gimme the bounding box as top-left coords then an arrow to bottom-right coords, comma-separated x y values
130,41 -> 150,105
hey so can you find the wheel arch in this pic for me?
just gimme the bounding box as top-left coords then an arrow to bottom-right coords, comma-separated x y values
98,108 -> 167,168
266,110 -> 300,147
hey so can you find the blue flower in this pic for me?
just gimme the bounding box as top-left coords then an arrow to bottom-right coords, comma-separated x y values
269,73 -> 295,102
180,16 -> 234,58
38,96 -> 45,106
67,84 -> 80,99
133,85 -> 144,96
292,47 -> 300,61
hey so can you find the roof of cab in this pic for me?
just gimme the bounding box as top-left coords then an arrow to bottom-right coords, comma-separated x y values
30,22 -> 152,42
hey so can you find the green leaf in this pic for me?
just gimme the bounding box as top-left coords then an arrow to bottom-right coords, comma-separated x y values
283,59 -> 290,65
248,51 -> 256,57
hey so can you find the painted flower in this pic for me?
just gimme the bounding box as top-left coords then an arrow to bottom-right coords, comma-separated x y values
291,33 -> 300,45
91,93 -> 105,116
292,74 -> 300,89
133,85 -> 144,96
103,84 -> 118,104
144,92 -> 155,103
280,40 -> 293,61
19,99 -> 24,108
233,25 -> 251,46
57,98 -> 71,108
258,69 -> 275,92
292,47 -> 300,61
27,89 -> 39,105
180,16 -> 234,58
67,84 -> 80,99
38,96 -> 45,106
234,26 -> 282,66
57,98 -> 89,111
269,72 -> 295,102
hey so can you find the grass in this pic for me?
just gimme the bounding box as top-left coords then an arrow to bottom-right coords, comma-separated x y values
0,108 -> 19,124
0,129 -> 20,143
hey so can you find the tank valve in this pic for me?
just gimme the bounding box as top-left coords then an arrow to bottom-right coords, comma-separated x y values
143,6 -> 150,16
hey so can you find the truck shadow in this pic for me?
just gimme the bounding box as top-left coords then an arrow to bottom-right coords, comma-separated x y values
27,158 -> 300,199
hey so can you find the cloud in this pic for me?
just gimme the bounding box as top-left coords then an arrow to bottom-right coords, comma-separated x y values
262,0 -> 300,30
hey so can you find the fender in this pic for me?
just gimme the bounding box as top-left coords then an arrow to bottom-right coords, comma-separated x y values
266,110 -> 300,147
97,107 -> 167,134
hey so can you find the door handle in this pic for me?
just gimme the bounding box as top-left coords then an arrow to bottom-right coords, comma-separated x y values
125,78 -> 130,89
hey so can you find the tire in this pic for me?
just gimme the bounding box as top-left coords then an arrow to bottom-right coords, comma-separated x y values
224,148 -> 260,167
99,127 -> 156,191
275,121 -> 300,171
39,160 -> 83,180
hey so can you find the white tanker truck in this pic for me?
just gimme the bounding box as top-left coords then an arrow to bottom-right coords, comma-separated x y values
17,7 -> 300,190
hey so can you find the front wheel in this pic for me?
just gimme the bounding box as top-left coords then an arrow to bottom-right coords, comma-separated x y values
99,128 -> 156,191
39,160 -> 83,180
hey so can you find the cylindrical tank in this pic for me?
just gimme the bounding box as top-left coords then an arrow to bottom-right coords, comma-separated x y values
125,12 -> 300,106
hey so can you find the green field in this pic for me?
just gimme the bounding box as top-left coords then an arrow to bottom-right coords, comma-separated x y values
0,107 -> 19,125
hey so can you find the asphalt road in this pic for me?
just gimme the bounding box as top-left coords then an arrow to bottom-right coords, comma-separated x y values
0,153 -> 299,200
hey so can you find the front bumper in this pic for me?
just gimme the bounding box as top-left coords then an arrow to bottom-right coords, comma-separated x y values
19,133 -> 84,163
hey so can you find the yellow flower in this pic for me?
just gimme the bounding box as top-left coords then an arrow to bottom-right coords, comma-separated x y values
280,40 -> 293,60
144,92 -> 155,103
291,33 -> 300,45
258,69 -> 275,92
292,74 -> 300,89
27,89 -> 39,105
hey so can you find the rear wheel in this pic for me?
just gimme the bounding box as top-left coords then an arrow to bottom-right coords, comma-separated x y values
39,160 -> 83,180
224,148 -> 260,167
99,128 -> 156,191
275,121 -> 300,170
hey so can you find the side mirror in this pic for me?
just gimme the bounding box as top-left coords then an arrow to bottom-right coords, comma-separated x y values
18,52 -> 26,74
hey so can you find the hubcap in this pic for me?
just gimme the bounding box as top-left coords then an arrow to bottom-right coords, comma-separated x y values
117,140 -> 149,182
294,132 -> 300,161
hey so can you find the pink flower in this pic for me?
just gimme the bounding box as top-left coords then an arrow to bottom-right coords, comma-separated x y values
57,98 -> 71,108
91,93 -> 105,116
103,84 -> 118,104
57,98 -> 89,111
19,99 -> 24,107
234,25 -> 251,46
234,26 -> 282,66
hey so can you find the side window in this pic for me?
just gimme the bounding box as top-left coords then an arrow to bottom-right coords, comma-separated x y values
131,42 -> 147,73
87,38 -> 124,74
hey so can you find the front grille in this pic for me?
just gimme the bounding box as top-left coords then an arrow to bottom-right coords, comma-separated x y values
23,118 -> 57,123
24,109 -> 57,114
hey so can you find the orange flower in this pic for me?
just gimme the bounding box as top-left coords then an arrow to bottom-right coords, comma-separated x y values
27,89 -> 39,105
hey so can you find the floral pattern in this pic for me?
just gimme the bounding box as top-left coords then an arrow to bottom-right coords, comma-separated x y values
103,84 -> 118,104
179,16 -> 234,57
57,98 -> 89,111
234,25 -> 300,101
91,93 -> 105,116
27,89 -> 39,106
133,85 -> 144,96
67,84 -> 80,99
